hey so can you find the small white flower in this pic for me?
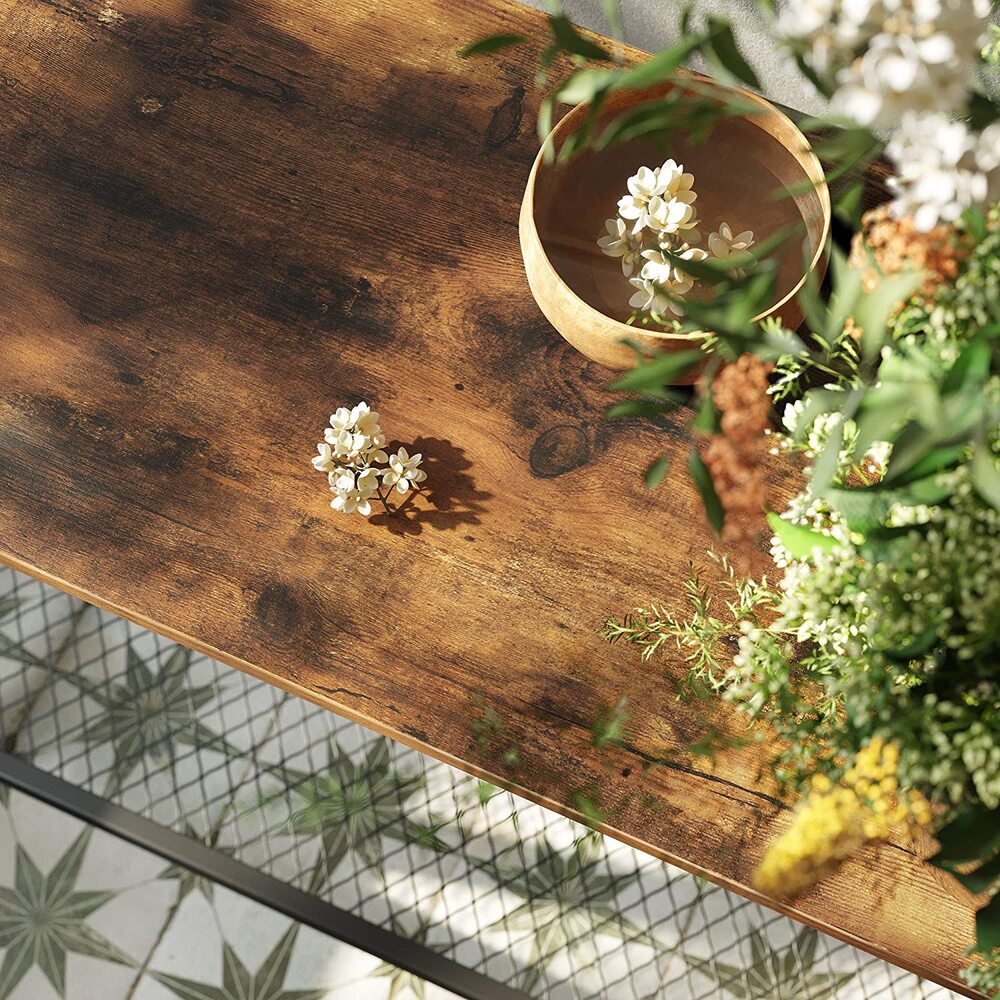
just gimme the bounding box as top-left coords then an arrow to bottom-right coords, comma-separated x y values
382,447 -> 426,495
312,441 -> 340,473
885,111 -> 998,230
640,245 -> 706,290
708,222 -> 755,260
629,277 -> 673,314
597,218 -> 644,276
329,467 -> 379,516
645,192 -> 700,238
617,165 -> 668,233
350,401 -> 381,437
328,407 -> 354,435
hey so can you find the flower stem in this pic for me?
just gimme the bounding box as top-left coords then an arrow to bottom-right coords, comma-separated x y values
376,486 -> 393,515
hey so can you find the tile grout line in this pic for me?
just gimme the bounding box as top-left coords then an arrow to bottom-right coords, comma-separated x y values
123,689 -> 293,998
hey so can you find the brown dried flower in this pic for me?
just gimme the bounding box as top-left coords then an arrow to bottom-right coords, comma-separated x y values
701,353 -> 773,548
847,204 -> 968,300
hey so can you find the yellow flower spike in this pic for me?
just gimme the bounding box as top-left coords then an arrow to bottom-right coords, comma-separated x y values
754,739 -> 933,900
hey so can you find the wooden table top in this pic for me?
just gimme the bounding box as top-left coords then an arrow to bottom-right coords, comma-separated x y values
0,0 -> 978,993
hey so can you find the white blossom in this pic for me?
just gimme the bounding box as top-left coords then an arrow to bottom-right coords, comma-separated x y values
628,276 -> 676,315
382,447 -> 426,494
831,0 -> 992,126
329,468 -> 379,516
638,245 -> 706,294
312,401 -> 426,516
707,222 -> 755,264
596,217 -> 644,276
617,165 -> 668,234
886,111 -> 999,230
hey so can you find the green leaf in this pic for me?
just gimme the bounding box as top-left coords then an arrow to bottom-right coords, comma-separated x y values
549,15 -> 613,61
703,18 -> 761,89
942,336 -> 991,394
605,398 -> 676,420
853,270 -> 924,362
975,893 -> 1000,954
972,442 -> 1000,510
692,392 -> 721,433
617,34 -> 707,90
933,805 -> 1000,865
967,90 -> 1000,130
556,68 -> 616,105
833,179 -> 865,228
459,34 -> 527,57
592,696 -> 629,747
809,417 -> 845,496
644,455 -> 670,489
947,852 -> 1000,896
766,512 -> 837,559
608,349 -> 703,393
602,0 -> 624,39
888,443 -> 967,486
688,449 -> 724,535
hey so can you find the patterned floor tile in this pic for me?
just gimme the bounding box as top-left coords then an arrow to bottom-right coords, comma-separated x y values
0,569 -> 966,999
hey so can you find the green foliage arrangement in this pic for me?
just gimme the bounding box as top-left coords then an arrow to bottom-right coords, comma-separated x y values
467,1 -> 1000,991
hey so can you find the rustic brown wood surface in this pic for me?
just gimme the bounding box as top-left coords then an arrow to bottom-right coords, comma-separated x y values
0,0 -> 978,994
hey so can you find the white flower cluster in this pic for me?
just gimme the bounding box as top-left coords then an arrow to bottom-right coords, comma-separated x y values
886,114 -> 1000,230
777,0 -> 997,229
597,160 -> 754,317
311,402 -> 426,516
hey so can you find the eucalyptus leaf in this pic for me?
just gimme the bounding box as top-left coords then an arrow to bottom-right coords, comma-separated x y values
971,441 -> 1000,510
459,34 -> 527,57
932,804 -> 1000,865
549,15 -> 613,62
703,17 -> 761,89
644,455 -> 671,489
608,349 -> 703,393
946,851 -> 1000,897
852,269 -> 924,362
975,893 -> 1000,954
688,449 -> 724,534
766,512 -> 837,558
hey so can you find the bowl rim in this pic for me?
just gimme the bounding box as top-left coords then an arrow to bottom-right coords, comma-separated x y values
522,70 -> 833,345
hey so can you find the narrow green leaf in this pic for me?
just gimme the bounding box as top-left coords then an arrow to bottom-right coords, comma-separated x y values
945,852 -> 1000,896
767,512 -> 837,559
644,455 -> 670,489
605,398 -> 674,420
688,449 -> 724,535
853,270 -> 924,362
459,34 -> 527,58
975,893 -> 1000,954
617,34 -> 707,90
933,805 -> 1000,865
833,179 -> 865,228
942,336 -> 990,394
692,392 -> 721,433
971,442 -> 1000,510
809,417 -> 845,497
608,349 -> 703,393
549,15 -> 613,61
703,18 -> 761,89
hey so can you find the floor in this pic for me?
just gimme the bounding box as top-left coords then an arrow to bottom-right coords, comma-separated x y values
0,566 -> 961,998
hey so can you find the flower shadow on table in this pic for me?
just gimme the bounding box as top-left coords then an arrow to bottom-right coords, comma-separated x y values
369,437 -> 492,536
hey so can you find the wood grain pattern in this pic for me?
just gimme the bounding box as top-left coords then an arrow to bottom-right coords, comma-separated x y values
0,0 -> 979,993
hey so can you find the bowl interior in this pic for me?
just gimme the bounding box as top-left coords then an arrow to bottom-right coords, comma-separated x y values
532,101 -> 826,326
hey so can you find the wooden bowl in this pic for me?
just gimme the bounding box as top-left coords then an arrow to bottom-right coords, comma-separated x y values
519,75 -> 831,373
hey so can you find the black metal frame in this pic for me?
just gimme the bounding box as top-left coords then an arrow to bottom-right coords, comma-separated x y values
0,751 -> 525,1000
